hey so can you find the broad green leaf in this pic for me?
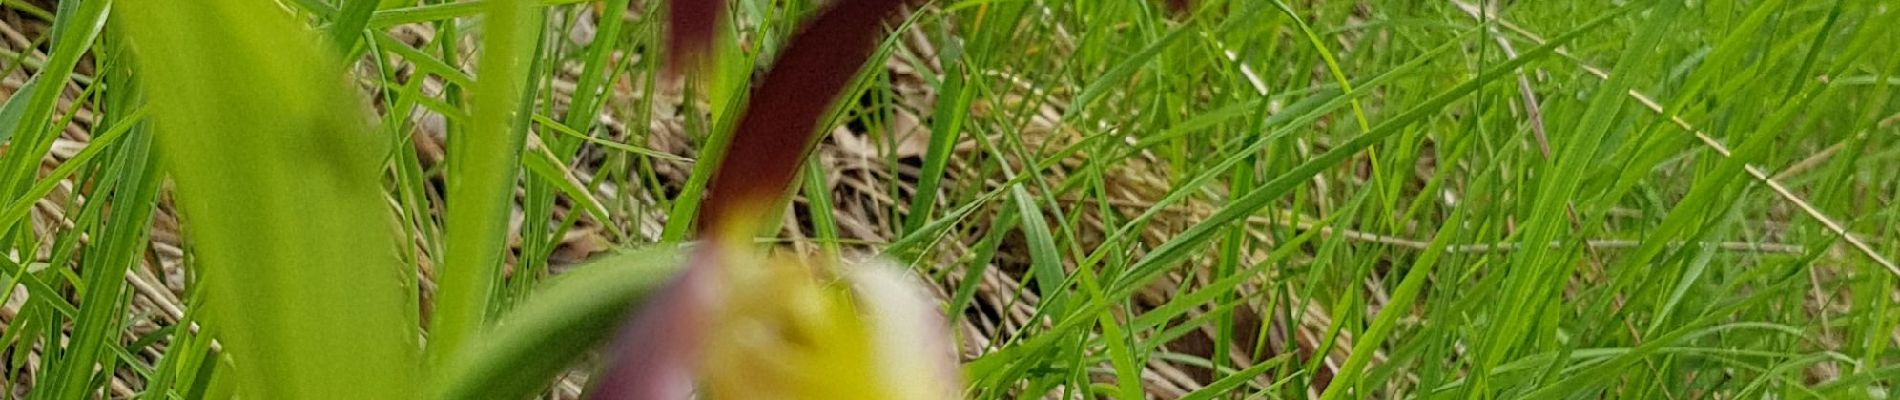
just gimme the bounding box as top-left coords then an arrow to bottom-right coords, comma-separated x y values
118,0 -> 420,397
432,247 -> 685,400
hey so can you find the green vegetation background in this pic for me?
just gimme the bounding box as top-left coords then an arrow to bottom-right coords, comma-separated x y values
0,0 -> 1896,398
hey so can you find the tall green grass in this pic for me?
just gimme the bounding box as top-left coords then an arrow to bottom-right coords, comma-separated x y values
1,0 -> 1896,398
427,0 -> 538,368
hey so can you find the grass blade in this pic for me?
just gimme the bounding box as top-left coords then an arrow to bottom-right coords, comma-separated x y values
429,0 -> 541,366
1109,3 -> 1640,294
0,0 -> 106,205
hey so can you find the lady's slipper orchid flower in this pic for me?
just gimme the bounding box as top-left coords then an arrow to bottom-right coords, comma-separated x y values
590,0 -> 958,399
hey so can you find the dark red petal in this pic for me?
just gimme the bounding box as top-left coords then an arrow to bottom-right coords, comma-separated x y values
667,0 -> 725,73
697,0 -> 915,233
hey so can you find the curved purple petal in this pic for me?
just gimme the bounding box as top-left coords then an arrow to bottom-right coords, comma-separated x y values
590,247 -> 723,400
697,0 -> 916,233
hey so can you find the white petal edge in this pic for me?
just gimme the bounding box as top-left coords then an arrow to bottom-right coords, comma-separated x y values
843,260 -> 963,400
